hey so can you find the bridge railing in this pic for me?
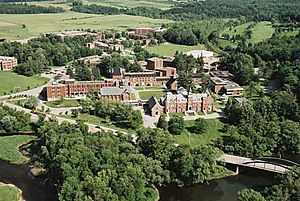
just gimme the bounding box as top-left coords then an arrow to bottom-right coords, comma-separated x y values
242,160 -> 293,172
255,157 -> 300,167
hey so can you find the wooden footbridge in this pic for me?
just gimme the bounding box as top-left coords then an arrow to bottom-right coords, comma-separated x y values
218,154 -> 299,174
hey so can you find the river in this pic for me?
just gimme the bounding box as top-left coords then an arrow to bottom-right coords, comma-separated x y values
0,160 -> 57,201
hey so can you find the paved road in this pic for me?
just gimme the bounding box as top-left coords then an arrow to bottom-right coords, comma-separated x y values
2,101 -> 122,135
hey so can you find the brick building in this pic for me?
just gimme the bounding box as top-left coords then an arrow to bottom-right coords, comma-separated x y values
147,88 -> 213,116
46,79 -> 115,101
77,55 -> 101,68
124,71 -> 157,87
0,56 -> 17,71
146,57 -> 164,70
100,87 -> 130,101
211,77 -> 243,96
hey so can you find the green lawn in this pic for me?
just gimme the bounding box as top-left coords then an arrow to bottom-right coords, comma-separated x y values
0,135 -> 36,164
0,72 -> 48,96
139,90 -> 165,100
134,85 -> 164,90
0,12 -> 173,40
172,119 -> 224,147
0,184 -> 20,201
45,99 -> 79,108
219,21 -> 275,47
248,21 -> 275,44
145,43 -> 206,56
130,93 -> 136,100
279,30 -> 299,37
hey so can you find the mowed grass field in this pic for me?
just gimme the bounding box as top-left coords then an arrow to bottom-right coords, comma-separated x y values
145,43 -> 206,56
0,135 -> 36,164
0,71 -> 48,95
139,90 -> 166,100
0,12 -> 173,40
220,21 -> 275,47
172,119 -> 224,147
0,184 -> 20,201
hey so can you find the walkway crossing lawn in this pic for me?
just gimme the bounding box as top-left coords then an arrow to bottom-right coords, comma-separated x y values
172,119 -> 224,147
0,184 -> 21,201
139,91 -> 166,100
45,99 -> 79,108
145,43 -> 206,56
0,72 -> 48,96
0,135 -> 36,164
0,12 -> 173,40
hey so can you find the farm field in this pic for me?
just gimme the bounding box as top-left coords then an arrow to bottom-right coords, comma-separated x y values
0,12 -> 173,40
0,72 -> 48,96
0,184 -> 20,201
145,43 -> 206,56
172,119 -> 224,147
0,135 -> 36,164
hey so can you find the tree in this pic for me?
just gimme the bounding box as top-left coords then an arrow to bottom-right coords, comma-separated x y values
157,114 -> 168,130
193,118 -> 207,134
71,109 -> 79,118
168,114 -> 184,135
238,189 -> 266,201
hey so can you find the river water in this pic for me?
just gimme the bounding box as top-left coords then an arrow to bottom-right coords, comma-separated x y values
0,155 -> 298,201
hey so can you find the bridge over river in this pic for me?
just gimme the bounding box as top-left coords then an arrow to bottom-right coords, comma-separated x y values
218,154 -> 299,174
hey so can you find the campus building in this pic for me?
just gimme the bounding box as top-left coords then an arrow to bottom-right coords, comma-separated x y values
45,79 -> 129,101
211,77 -> 243,96
77,55 -> 101,68
147,88 -> 213,116
0,56 -> 17,71
124,71 -> 157,87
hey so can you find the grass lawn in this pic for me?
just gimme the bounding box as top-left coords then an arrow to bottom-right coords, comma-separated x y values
219,21 -> 275,48
139,90 -> 165,100
0,71 -> 48,96
145,43 -> 206,56
172,119 -> 224,147
279,30 -> 299,37
0,135 -> 36,164
0,12 -> 173,40
45,99 -> 79,108
130,93 -> 136,100
134,85 -> 164,90
0,184 -> 21,201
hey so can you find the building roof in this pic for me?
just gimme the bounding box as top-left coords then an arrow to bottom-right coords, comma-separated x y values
162,89 -> 209,103
148,96 -> 162,109
111,67 -> 123,76
124,71 -> 156,76
186,50 -> 214,58
100,87 -> 128,96
0,56 -> 16,60
210,71 -> 234,79
224,82 -> 243,91
147,57 -> 163,62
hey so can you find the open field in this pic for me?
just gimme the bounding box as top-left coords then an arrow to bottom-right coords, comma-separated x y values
29,0 -> 172,10
0,184 -> 20,201
0,135 -> 36,164
172,119 -> 224,147
139,90 -> 166,100
0,72 -> 48,96
0,12 -> 173,40
219,21 -> 275,47
145,43 -> 206,56
45,99 -> 79,108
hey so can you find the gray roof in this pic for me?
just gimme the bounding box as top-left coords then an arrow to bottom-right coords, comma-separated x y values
100,87 -> 128,96
148,96 -> 161,109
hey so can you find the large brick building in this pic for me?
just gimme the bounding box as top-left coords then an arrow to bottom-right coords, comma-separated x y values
0,56 -> 17,71
147,88 -> 213,116
77,55 -> 101,68
146,57 -> 164,70
124,71 -> 157,87
45,79 -> 128,101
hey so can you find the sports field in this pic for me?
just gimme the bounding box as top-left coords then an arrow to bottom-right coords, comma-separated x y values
0,12 -> 173,40
145,43 -> 206,56
0,71 -> 48,96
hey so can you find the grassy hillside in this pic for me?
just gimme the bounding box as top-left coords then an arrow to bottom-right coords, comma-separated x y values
0,135 -> 36,164
0,71 -> 48,95
145,43 -> 206,56
0,12 -> 173,40
219,21 -> 275,48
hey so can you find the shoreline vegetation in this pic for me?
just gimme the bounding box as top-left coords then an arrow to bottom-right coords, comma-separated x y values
0,182 -> 23,201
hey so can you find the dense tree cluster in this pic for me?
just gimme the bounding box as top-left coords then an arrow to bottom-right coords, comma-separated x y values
222,94 -> 300,158
0,105 -> 32,132
0,3 -> 64,14
163,20 -> 225,45
0,34 -> 101,76
80,98 -> 143,129
165,0 -> 300,22
238,167 -> 300,201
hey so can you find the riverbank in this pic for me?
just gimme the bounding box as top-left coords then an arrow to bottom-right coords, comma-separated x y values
0,182 -> 23,201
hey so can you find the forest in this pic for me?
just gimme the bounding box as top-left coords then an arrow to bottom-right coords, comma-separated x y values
0,3 -> 64,14
0,34 -> 101,76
